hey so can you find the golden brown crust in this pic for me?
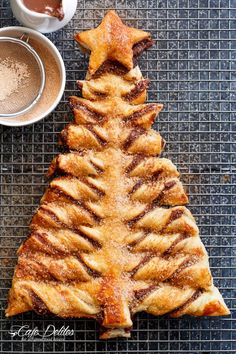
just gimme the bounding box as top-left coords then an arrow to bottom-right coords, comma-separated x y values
75,10 -> 151,75
6,10 -> 229,340
77,66 -> 149,105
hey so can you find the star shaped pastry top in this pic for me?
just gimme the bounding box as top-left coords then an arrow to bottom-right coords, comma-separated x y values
75,10 -> 151,75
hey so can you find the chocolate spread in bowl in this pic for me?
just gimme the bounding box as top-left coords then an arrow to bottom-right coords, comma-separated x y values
23,0 -> 64,21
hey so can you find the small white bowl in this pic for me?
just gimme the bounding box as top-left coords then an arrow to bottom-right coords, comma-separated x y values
0,26 -> 66,127
10,0 -> 78,33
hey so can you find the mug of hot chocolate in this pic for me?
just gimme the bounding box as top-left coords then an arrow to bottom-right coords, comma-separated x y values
10,0 -> 78,33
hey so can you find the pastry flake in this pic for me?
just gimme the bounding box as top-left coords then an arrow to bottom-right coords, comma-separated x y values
75,10 -> 152,75
6,10 -> 229,339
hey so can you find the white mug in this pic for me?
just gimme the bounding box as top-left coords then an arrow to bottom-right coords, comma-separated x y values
10,0 -> 78,33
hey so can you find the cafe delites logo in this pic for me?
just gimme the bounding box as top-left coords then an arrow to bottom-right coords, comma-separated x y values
9,324 -> 74,341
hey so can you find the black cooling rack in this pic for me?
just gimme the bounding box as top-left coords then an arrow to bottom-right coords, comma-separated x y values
0,0 -> 235,353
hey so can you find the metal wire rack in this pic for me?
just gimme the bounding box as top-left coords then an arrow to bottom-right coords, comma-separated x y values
0,0 -> 235,353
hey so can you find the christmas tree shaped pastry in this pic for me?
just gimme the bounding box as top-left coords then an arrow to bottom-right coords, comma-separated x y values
6,10 -> 229,339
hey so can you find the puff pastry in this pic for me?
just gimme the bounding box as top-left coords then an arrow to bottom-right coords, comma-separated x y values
6,10 -> 229,339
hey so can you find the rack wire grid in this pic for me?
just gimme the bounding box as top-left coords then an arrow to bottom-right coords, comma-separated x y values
0,0 -> 235,353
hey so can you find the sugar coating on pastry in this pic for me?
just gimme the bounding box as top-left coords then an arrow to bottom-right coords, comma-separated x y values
75,10 -> 152,75
6,10 -> 229,339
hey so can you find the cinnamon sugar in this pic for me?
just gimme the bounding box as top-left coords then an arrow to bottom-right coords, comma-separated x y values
1,39 -> 62,123
0,41 -> 42,115
0,58 -> 30,101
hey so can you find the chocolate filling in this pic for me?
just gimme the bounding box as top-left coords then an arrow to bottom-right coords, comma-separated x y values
76,81 -> 83,90
48,154 -> 104,178
76,254 -> 101,278
129,179 -> 144,195
91,60 -> 129,79
134,284 -> 158,301
167,209 -> 184,225
133,37 -> 154,59
86,124 -> 108,146
24,245 -> 100,280
162,233 -> 189,258
43,187 -> 101,223
76,227 -> 101,249
150,169 -> 164,181
90,38 -> 153,78
41,205 -> 92,250
33,227 -> 101,254
130,179 -> 176,201
123,104 -> 157,123
38,206 -> 65,227
60,125 -> 107,150
28,289 -> 50,315
123,79 -> 149,102
127,202 -> 155,227
33,259 -> 60,282
127,232 -> 148,248
166,256 -> 198,283
50,175 -> 105,198
151,180 -> 177,204
123,127 -> 146,150
90,160 -> 104,174
90,90 -> 108,99
168,289 -> 203,317
70,98 -> 104,122
128,182 -> 179,226
125,154 -> 147,174
83,178 -> 105,197
130,254 -> 154,277
32,231 -> 67,256
164,180 -> 176,189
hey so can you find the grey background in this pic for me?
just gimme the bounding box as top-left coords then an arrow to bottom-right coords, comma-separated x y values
0,0 -> 235,353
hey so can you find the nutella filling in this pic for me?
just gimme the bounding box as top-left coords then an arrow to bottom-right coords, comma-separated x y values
133,37 -> 154,58
125,154 -> 147,174
91,60 -> 129,79
123,127 -> 146,150
91,37 -> 154,78
123,104 -> 157,123
169,289 -> 203,317
28,290 -> 50,315
123,79 -> 149,102
134,285 -> 158,301
70,98 -> 104,122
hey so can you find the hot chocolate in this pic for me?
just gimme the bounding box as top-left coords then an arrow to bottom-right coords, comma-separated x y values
22,0 -> 64,21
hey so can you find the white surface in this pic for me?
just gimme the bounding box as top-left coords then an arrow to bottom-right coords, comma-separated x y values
0,26 -> 66,127
10,0 -> 78,33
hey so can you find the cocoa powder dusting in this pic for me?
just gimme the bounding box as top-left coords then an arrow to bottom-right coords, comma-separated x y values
2,39 -> 62,123
0,58 -> 30,101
